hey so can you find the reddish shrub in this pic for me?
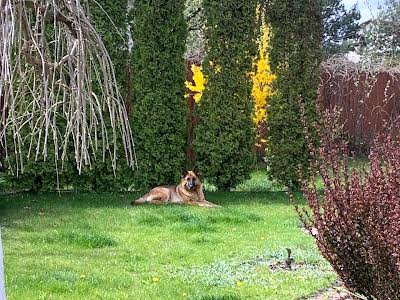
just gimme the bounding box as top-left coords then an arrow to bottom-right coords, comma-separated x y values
295,113 -> 400,299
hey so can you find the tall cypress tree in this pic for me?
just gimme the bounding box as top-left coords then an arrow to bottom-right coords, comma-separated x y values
132,0 -> 187,189
89,0 -> 129,89
266,0 -> 324,187
193,0 -> 258,191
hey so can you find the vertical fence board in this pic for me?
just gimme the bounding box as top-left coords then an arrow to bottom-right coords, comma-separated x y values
320,70 -> 400,152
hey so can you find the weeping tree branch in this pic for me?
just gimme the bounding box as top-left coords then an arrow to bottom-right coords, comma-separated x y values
0,0 -> 137,181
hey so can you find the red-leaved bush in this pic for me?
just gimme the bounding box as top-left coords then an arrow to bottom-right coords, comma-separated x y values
295,110 -> 400,299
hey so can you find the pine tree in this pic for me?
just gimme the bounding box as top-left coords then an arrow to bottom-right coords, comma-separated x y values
322,0 -> 361,57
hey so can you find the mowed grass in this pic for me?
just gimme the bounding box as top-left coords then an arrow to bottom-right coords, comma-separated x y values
0,189 -> 335,299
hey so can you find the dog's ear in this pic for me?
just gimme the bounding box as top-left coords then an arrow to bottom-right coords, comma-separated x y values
181,168 -> 188,178
192,167 -> 201,178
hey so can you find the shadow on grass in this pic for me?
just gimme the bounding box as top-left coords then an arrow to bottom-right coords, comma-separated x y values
0,191 -> 306,229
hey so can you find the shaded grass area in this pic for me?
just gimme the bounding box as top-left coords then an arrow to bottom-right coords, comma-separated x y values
0,191 -> 335,299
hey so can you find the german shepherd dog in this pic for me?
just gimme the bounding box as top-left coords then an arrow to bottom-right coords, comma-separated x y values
131,170 -> 220,208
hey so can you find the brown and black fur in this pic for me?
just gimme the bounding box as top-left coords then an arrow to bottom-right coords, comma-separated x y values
131,170 -> 219,208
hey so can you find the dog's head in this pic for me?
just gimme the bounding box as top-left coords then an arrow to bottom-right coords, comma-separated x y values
181,169 -> 201,191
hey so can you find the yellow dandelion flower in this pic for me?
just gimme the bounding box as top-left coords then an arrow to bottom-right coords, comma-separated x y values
236,281 -> 244,287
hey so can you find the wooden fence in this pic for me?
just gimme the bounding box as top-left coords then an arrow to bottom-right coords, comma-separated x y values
320,70 -> 400,152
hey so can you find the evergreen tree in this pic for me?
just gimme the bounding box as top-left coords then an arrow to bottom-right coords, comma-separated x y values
193,0 -> 258,191
266,0 -> 324,188
132,0 -> 188,189
322,0 -> 361,57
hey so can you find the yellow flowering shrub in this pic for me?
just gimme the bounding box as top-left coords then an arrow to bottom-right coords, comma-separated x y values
185,64 -> 207,104
251,10 -> 276,130
185,6 -> 275,154
209,61 -> 222,74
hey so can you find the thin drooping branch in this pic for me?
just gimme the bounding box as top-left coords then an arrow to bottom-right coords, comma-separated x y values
0,0 -> 136,179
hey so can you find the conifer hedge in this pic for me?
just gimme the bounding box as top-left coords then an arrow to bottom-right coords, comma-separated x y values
89,0 -> 130,90
266,0 -> 323,188
193,0 -> 258,190
74,0 -> 134,191
131,0 -> 187,189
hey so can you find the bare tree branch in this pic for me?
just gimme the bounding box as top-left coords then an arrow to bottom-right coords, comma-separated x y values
0,0 -> 137,180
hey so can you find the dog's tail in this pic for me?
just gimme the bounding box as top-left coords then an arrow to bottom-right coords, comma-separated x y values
131,197 -> 147,206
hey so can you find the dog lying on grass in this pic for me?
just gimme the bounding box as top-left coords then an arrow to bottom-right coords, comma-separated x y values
131,170 -> 220,208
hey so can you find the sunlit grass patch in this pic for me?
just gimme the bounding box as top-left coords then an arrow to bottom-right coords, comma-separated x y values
191,295 -> 242,300
173,248 -> 334,288
0,189 -> 334,299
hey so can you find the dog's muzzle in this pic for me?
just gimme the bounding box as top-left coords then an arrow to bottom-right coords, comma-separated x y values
187,181 -> 195,190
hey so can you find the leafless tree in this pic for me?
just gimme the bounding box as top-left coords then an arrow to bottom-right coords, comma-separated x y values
0,0 -> 136,181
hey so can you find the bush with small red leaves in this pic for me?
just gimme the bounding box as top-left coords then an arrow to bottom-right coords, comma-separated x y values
296,115 -> 400,300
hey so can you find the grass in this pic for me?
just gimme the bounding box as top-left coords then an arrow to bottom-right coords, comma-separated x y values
0,184 -> 336,300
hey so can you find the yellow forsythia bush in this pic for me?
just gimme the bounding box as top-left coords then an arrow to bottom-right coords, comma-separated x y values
185,6 -> 275,150
251,22 -> 276,128
185,64 -> 206,104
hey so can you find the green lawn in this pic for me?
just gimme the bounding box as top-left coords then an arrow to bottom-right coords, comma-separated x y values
0,190 -> 335,300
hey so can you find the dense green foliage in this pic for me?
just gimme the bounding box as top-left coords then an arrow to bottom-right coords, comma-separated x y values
322,0 -> 361,57
131,0 -> 187,190
193,0 -> 258,191
4,146 -> 73,192
73,0 -> 134,191
89,0 -> 131,94
3,134 -> 133,192
266,0 -> 323,188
